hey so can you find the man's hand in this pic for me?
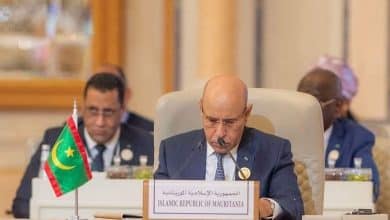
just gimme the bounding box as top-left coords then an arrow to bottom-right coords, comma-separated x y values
258,198 -> 273,218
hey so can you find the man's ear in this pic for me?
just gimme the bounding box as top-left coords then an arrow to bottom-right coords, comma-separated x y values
245,104 -> 253,117
119,104 -> 126,115
243,104 -> 253,125
125,87 -> 132,102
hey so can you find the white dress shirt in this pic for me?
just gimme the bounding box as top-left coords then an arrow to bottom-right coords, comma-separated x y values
205,142 -> 238,181
324,125 -> 334,150
204,141 -> 281,219
84,128 -> 121,170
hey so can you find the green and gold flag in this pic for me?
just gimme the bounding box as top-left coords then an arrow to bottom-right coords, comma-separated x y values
44,116 -> 92,197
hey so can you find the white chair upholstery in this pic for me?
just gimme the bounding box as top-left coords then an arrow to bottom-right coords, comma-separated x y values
373,136 -> 390,215
154,88 -> 325,214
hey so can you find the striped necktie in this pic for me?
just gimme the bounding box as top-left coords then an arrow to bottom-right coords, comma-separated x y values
91,144 -> 106,172
214,153 -> 226,180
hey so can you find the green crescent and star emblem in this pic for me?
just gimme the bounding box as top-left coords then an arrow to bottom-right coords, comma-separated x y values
65,146 -> 75,157
45,116 -> 92,197
51,139 -> 76,170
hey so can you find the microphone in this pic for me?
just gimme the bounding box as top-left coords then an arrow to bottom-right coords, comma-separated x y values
217,137 -> 226,147
171,140 -> 203,179
217,137 -> 249,180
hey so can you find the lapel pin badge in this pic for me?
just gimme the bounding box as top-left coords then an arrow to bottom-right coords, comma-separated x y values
328,149 -> 340,161
238,167 -> 251,180
120,148 -> 133,161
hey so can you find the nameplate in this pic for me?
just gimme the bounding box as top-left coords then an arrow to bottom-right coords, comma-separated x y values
145,180 -> 259,220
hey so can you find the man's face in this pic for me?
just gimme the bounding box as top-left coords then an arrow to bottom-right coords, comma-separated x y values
297,70 -> 343,131
318,95 -> 341,131
299,86 -> 341,130
82,88 -> 124,144
201,100 -> 251,154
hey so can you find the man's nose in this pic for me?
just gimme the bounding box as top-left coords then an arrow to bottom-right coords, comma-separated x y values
95,114 -> 105,126
215,121 -> 227,137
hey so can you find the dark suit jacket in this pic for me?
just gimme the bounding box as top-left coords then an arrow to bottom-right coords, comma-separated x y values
125,111 -> 154,133
154,127 -> 304,220
12,122 -> 153,218
326,118 -> 380,200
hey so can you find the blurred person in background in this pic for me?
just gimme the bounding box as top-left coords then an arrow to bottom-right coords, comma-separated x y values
307,55 -> 358,121
12,73 -> 154,218
297,67 -> 379,201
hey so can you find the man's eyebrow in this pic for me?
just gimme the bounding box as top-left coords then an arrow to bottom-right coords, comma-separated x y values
102,107 -> 116,111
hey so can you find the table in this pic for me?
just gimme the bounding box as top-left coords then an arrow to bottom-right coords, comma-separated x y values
323,181 -> 374,215
30,175 -> 143,220
30,178 -> 377,219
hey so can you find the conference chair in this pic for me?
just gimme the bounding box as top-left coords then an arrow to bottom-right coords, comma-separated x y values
356,122 -> 390,215
154,88 -> 324,214
373,136 -> 390,215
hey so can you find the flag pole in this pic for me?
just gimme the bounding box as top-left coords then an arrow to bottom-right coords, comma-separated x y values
72,99 -> 80,220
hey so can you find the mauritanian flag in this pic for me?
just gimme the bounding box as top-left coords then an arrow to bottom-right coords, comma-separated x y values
44,116 -> 92,197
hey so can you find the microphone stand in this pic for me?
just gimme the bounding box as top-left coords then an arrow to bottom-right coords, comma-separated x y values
217,138 -> 248,180
227,152 -> 248,180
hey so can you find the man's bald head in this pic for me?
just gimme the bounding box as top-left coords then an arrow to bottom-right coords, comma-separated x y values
202,74 -> 248,111
298,68 -> 342,100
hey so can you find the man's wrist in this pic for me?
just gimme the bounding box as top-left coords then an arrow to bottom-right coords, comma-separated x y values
268,199 -> 275,215
260,197 -> 282,219
262,198 -> 274,218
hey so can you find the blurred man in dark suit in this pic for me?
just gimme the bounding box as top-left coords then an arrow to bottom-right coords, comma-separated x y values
12,73 -> 154,218
298,68 -> 379,200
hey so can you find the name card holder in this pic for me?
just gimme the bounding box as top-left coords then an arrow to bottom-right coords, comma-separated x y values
143,180 -> 259,220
